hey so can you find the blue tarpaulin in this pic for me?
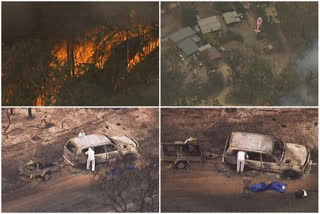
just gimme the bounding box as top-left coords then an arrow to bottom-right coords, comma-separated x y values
250,182 -> 287,193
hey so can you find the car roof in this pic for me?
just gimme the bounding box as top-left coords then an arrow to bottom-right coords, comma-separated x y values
229,132 -> 274,154
69,134 -> 112,148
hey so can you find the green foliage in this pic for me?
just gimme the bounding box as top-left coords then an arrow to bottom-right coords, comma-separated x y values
233,2 -> 246,14
181,6 -> 198,27
215,2 -> 233,13
206,71 -> 225,93
228,57 -> 278,105
161,49 -> 185,106
204,33 -> 220,46
219,30 -> 243,44
225,49 -> 242,69
183,95 -> 221,106
277,67 -> 299,92
276,2 -> 318,49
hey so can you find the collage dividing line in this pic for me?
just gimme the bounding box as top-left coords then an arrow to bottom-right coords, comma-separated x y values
1,1 -> 319,213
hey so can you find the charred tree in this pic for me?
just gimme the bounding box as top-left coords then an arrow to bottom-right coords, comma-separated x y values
27,108 -> 34,120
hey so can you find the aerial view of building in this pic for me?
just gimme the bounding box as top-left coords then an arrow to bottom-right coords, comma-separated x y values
161,2 -> 318,106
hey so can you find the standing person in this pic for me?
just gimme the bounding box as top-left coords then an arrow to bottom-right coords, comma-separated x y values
242,175 -> 252,197
85,147 -> 95,171
78,130 -> 86,137
237,151 -> 248,173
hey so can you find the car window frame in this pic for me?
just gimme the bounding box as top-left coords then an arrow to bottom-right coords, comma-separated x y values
93,145 -> 107,154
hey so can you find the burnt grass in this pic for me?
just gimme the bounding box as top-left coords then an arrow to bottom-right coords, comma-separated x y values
161,108 -> 318,160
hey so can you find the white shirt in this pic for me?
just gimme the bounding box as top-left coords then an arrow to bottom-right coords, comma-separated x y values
237,151 -> 246,161
85,148 -> 95,160
78,132 -> 86,137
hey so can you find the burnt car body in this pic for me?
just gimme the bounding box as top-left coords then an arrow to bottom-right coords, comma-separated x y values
19,161 -> 60,181
63,134 -> 139,167
161,141 -> 202,169
222,132 -> 311,177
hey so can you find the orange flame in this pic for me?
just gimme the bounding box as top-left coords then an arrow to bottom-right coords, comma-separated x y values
33,21 -> 158,106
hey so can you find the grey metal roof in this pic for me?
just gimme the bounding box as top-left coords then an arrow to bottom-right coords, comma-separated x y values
223,11 -> 241,25
229,132 -> 274,154
177,38 -> 198,56
198,44 -> 212,52
198,16 -> 221,34
70,134 -> 112,148
191,35 -> 201,43
169,27 -> 196,43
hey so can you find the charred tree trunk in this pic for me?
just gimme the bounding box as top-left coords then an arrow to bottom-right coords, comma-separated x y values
67,40 -> 75,77
27,108 -> 34,120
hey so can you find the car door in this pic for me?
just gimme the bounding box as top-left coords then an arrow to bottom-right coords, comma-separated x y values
261,154 -> 280,172
93,145 -> 107,163
106,144 -> 120,161
246,151 -> 262,170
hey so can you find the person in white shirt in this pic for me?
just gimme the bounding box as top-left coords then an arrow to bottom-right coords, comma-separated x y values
78,130 -> 86,137
85,147 -> 95,171
237,151 -> 248,173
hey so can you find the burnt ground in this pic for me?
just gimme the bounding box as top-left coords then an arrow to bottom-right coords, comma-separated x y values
2,108 -> 159,212
161,108 -> 318,212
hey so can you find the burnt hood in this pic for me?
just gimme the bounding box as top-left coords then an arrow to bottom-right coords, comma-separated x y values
110,136 -> 138,149
283,143 -> 309,167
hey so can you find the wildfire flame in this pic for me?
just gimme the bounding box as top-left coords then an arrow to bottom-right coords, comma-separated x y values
35,22 -> 158,105
3,9 -> 159,106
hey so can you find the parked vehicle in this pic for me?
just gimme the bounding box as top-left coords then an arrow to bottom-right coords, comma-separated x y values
18,160 -> 61,181
222,132 -> 311,178
161,138 -> 202,169
63,134 -> 139,167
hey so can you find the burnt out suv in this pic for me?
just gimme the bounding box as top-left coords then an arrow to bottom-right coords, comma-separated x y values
63,134 -> 139,167
222,132 -> 311,178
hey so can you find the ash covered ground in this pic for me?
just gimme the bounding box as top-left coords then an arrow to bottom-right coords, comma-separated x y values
2,108 -> 159,212
161,108 -> 318,212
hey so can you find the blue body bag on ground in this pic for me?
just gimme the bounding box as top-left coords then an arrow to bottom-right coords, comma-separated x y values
250,182 -> 287,193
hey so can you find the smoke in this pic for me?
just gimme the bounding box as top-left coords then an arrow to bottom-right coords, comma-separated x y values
2,2 -> 158,42
278,42 -> 318,106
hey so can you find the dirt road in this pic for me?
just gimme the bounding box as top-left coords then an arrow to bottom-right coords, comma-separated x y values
162,162 -> 318,212
2,173 -> 104,212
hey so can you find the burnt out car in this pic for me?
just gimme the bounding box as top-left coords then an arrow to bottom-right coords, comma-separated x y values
63,134 -> 139,167
19,160 -> 61,181
222,132 -> 311,178
161,138 -> 202,169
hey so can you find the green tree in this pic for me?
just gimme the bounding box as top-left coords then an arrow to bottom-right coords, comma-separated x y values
181,6 -> 198,27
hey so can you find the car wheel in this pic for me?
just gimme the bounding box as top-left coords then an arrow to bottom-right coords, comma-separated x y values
282,170 -> 300,179
43,173 -> 51,181
175,161 -> 187,169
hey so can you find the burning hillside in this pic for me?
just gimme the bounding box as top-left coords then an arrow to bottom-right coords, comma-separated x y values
2,3 -> 159,106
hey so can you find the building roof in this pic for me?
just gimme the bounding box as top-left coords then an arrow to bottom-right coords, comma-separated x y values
169,27 -> 196,43
206,47 -> 222,60
70,134 -> 112,148
229,132 -> 274,154
198,16 -> 221,34
191,35 -> 201,43
223,11 -> 241,25
198,44 -> 212,52
177,38 -> 198,56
